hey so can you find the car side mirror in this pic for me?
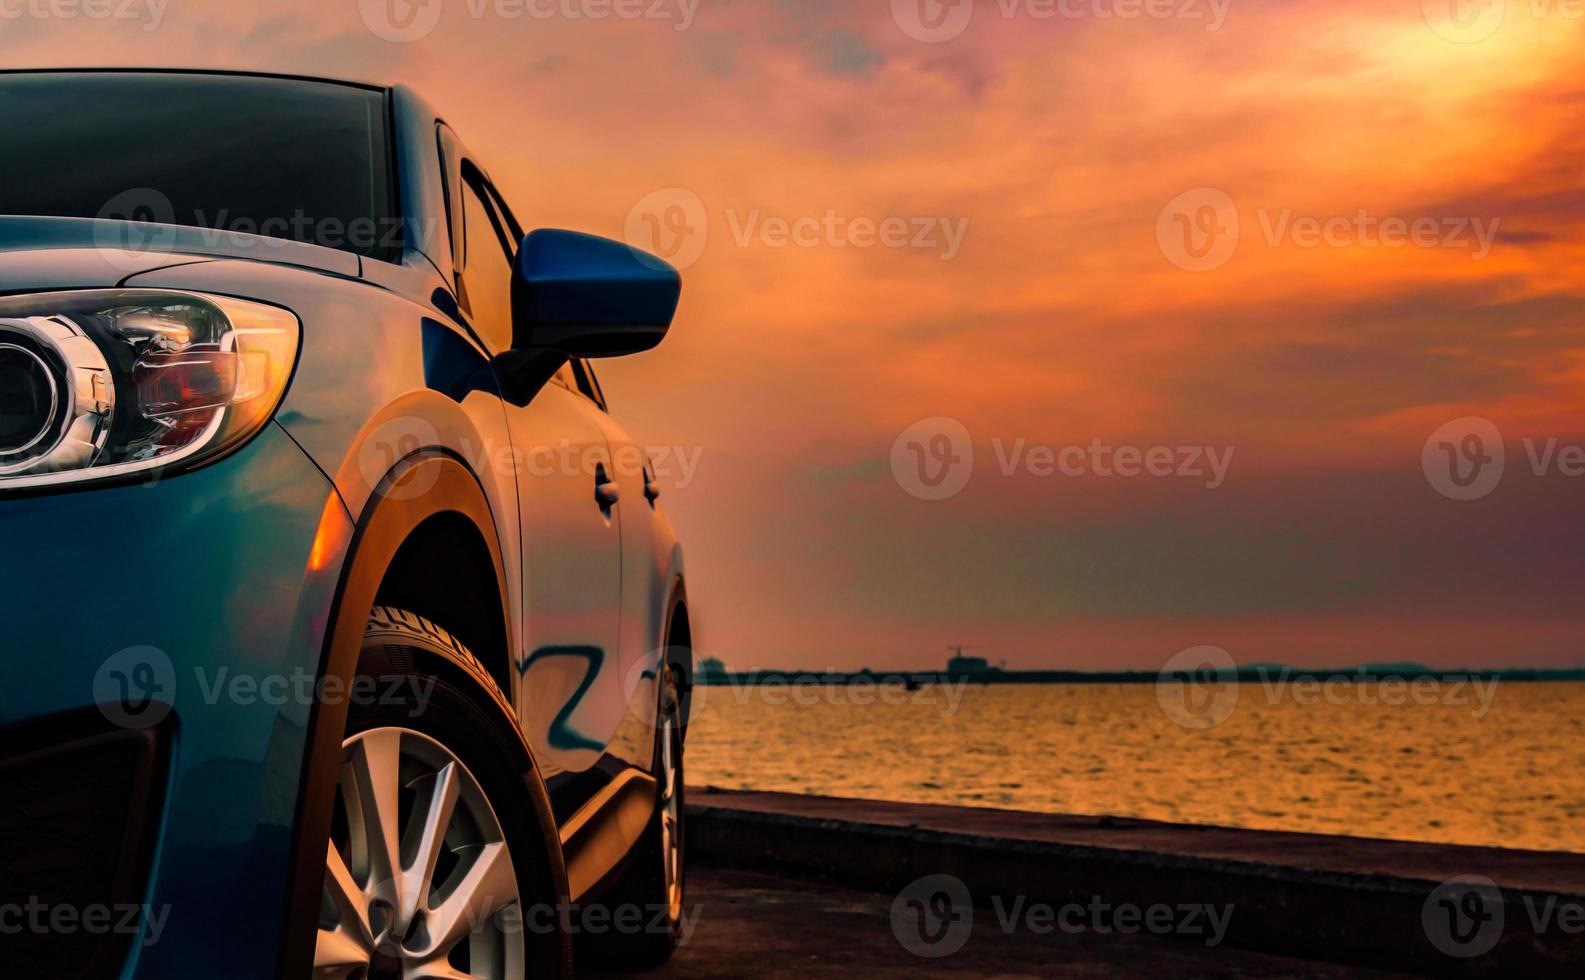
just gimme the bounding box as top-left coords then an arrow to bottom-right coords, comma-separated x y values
510,229 -> 681,357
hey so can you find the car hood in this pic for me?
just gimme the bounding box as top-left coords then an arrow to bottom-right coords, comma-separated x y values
0,215 -> 360,290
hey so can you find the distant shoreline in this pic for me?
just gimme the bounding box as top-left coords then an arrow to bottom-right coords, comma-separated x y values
697,666 -> 1585,686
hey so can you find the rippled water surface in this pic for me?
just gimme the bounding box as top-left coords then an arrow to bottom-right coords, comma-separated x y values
686,681 -> 1585,852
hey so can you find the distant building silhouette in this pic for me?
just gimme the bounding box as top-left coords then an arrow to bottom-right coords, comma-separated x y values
945,644 -> 994,673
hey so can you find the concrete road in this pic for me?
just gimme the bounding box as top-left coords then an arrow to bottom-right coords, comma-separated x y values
592,867 -> 1412,978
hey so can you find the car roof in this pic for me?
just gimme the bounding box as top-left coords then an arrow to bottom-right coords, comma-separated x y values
0,67 -> 388,94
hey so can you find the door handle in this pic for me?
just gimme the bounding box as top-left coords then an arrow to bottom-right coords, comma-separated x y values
595,463 -> 620,509
643,466 -> 660,504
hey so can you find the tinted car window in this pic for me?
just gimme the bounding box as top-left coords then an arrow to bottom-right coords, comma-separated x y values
0,72 -> 395,259
458,178 -> 516,352
571,360 -> 608,410
552,362 -> 579,391
484,182 -> 524,246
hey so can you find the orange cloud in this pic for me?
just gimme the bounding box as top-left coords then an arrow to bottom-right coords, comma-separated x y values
8,0 -> 1582,667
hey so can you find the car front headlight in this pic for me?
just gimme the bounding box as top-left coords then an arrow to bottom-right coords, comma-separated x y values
0,289 -> 300,490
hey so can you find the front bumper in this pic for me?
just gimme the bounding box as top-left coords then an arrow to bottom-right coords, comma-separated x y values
0,422 -> 353,978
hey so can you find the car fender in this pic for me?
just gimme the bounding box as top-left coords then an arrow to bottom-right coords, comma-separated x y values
277,451 -> 569,976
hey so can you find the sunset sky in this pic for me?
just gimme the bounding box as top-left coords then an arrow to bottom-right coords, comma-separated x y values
11,0 -> 1585,670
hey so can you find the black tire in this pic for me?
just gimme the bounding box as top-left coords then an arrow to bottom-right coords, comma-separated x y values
575,665 -> 687,970
335,606 -> 574,979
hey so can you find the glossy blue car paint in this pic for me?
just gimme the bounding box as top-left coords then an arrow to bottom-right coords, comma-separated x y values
0,421 -> 352,978
0,71 -> 689,979
512,229 -> 682,354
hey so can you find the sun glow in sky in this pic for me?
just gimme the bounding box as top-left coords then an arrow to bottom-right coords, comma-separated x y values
13,0 -> 1585,669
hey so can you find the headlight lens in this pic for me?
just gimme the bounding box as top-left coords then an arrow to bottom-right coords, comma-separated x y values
0,289 -> 300,489
0,342 -> 61,461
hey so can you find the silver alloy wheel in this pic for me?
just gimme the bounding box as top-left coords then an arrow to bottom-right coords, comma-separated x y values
658,681 -> 683,924
315,727 -> 526,980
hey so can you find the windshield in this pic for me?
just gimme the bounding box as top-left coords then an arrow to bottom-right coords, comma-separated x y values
0,72 -> 396,259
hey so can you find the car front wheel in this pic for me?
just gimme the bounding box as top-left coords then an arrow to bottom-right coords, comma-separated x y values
314,607 -> 570,980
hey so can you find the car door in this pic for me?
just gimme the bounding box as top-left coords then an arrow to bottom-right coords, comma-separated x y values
445,149 -> 626,784
570,362 -> 673,714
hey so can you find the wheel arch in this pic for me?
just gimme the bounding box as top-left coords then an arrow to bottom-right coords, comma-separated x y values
663,577 -> 696,730
373,509 -> 514,698
279,451 -> 570,977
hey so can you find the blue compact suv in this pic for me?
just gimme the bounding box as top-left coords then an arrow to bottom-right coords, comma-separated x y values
0,70 -> 693,980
